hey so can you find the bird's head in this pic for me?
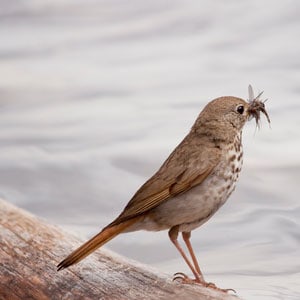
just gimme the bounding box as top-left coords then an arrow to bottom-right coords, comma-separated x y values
192,86 -> 270,143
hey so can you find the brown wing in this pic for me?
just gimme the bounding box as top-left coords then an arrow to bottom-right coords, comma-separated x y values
109,134 -> 221,227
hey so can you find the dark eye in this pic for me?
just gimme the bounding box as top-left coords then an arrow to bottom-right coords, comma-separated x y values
236,105 -> 244,114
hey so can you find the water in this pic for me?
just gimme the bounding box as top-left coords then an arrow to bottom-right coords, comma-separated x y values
0,1 -> 300,299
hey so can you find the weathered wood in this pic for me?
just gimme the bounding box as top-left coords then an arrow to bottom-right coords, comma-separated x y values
0,199 -> 238,300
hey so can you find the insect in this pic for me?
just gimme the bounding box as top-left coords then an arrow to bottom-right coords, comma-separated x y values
247,85 -> 271,127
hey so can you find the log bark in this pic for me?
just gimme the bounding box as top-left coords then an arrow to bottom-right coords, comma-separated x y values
0,199 -> 239,300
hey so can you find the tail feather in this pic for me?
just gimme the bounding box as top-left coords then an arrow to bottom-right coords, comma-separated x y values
57,217 -> 139,271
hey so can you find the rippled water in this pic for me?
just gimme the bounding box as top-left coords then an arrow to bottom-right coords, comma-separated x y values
1,1 -> 300,299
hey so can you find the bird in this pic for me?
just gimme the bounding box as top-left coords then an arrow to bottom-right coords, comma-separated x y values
57,86 -> 269,291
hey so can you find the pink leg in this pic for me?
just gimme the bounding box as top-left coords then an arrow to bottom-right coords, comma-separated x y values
168,226 -> 203,283
169,228 -> 235,293
182,231 -> 203,279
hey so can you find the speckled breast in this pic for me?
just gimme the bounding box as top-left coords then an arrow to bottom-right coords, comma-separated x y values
221,133 -> 244,200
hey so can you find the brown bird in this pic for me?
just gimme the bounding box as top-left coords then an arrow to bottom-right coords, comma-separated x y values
57,86 -> 270,291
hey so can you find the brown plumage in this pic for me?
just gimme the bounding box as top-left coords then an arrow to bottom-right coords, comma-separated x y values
57,87 -> 269,292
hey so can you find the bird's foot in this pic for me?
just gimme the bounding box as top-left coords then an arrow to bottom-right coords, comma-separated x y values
173,272 -> 236,293
173,272 -> 203,284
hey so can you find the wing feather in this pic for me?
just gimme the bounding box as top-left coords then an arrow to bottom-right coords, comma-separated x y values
109,134 -> 221,227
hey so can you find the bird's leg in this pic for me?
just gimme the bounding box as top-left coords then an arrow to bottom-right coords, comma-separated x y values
182,231 -> 203,279
168,226 -> 203,283
181,231 -> 213,287
169,228 -> 233,293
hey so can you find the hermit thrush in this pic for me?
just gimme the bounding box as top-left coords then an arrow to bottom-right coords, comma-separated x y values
57,86 -> 270,292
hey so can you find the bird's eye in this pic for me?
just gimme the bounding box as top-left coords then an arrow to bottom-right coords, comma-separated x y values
236,105 -> 244,114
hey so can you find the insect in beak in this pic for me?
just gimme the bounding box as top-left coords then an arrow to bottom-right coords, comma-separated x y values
247,85 -> 271,128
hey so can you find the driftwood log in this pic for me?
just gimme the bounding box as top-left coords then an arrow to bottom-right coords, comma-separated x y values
0,199 -> 239,300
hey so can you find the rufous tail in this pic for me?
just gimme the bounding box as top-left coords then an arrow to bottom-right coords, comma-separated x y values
57,217 -> 139,271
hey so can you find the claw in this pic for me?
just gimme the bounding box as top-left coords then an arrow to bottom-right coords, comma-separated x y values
173,272 -> 190,283
173,272 -> 188,278
205,282 -> 217,288
172,272 -> 236,293
172,272 -> 200,284
173,276 -> 185,282
205,282 -> 236,294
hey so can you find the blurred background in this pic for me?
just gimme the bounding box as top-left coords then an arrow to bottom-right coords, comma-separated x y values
0,0 -> 299,299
